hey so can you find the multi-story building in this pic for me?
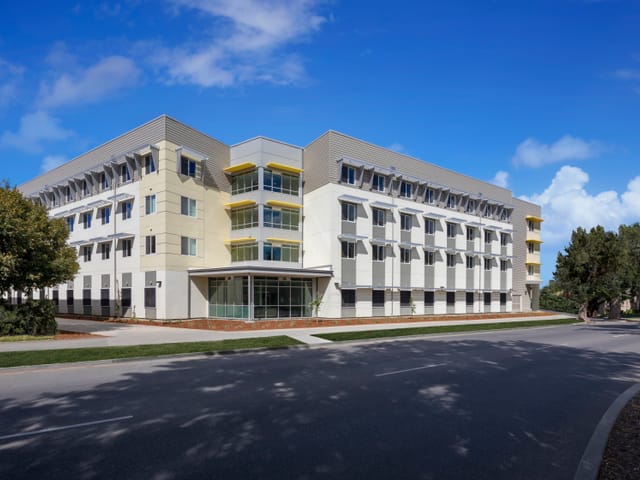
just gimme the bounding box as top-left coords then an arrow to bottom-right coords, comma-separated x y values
17,115 -> 542,320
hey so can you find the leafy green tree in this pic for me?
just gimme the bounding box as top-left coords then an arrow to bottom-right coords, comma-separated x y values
539,280 -> 579,314
618,223 -> 640,312
0,181 -> 78,296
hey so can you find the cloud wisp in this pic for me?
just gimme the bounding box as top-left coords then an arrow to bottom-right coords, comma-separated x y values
512,135 -> 603,168
490,170 -> 509,188
41,155 -> 67,173
0,111 -> 74,154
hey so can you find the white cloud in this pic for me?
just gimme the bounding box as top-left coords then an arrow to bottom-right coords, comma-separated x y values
41,155 -> 67,172
153,0 -> 327,87
39,55 -> 140,108
614,69 -> 640,80
512,135 -> 602,168
490,170 -> 509,188
0,58 -> 25,108
387,142 -> 406,154
520,165 -> 640,247
0,111 -> 74,154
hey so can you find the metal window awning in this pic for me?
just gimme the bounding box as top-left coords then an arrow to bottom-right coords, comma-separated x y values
338,233 -> 368,241
370,238 -> 396,246
265,162 -> 303,174
526,215 -> 544,222
224,199 -> 257,209
89,236 -> 111,243
370,201 -> 396,210
423,212 -> 446,219
337,194 -> 367,204
466,221 -> 483,227
86,199 -> 112,209
223,162 -> 257,174
225,237 -> 257,244
399,207 -> 423,215
107,193 -> 134,203
398,241 -> 422,248
525,261 -> 542,266
266,200 -> 303,209
526,239 -> 543,244
265,237 -> 302,245
446,217 -> 465,224
109,232 -> 135,240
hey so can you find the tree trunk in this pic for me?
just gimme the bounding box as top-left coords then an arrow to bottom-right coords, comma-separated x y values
578,302 -> 589,322
609,297 -> 622,320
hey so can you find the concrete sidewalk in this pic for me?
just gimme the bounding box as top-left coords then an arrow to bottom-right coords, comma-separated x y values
0,314 -> 575,352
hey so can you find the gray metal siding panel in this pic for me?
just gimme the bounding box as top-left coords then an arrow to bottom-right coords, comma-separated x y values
341,259 -> 356,286
484,271 -> 492,290
447,267 -> 456,289
342,221 -> 356,235
400,265 -> 410,288
372,262 -> 385,287
425,266 -> 435,289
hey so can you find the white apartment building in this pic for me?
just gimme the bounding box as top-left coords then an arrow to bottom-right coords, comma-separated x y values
17,115 -> 543,320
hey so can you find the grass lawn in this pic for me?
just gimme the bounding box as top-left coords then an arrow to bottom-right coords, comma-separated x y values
0,335 -> 54,343
316,318 -> 580,342
0,336 -> 302,368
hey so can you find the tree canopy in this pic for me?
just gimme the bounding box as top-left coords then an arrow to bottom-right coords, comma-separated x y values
0,181 -> 78,295
552,224 -> 640,320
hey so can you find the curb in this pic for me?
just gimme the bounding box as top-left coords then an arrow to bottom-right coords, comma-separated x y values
574,382 -> 640,480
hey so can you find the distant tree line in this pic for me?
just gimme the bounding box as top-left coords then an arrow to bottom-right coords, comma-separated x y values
541,224 -> 640,321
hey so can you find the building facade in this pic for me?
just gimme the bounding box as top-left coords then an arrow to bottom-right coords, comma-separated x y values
17,115 -> 543,320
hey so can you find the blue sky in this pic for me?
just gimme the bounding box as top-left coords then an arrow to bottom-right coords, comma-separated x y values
1,0 -> 639,284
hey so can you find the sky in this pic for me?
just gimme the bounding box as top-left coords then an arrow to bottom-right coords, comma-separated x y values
1,0 -> 639,284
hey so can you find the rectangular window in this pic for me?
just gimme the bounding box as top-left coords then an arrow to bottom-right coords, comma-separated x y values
484,258 -> 492,270
82,245 -> 92,262
66,289 -> 74,306
446,253 -> 456,268
341,202 -> 356,222
500,293 -> 507,305
372,290 -> 385,307
81,180 -> 89,196
500,260 -> 508,272
446,222 -> 457,238
82,212 -> 92,229
52,290 -> 59,306
466,227 -> 475,241
466,256 -> 475,269
83,288 -> 91,307
121,164 -> 131,183
181,236 -> 197,256
484,230 -> 492,244
447,195 -> 456,209
122,238 -> 132,258
372,173 -> 385,192
341,241 -> 355,259
231,170 -> 259,194
528,265 -> 535,276
145,194 -> 156,215
230,242 -> 259,262
400,181 -> 412,198
400,213 -> 412,231
341,289 -> 356,307
528,220 -> 535,232
372,208 -> 385,226
180,196 -> 197,217
101,243 -> 110,260
466,200 -> 475,213
372,244 -> 385,262
264,170 -> 299,195
466,292 -> 474,306
144,155 -> 156,174
425,218 -> 435,235
424,250 -> 435,266
65,186 -> 73,202
341,165 -> 355,185
66,216 -> 74,232
263,242 -> 299,262
446,291 -> 455,305
100,172 -> 109,190
484,292 -> 491,306
425,189 -> 434,204
528,242 -> 535,254
484,204 -> 492,217
122,201 -> 132,220
400,291 -> 411,306
500,233 -> 508,246
121,288 -> 132,308
145,235 -> 156,255
501,210 -> 509,222
144,287 -> 156,308
100,289 -> 109,308
400,247 -> 411,264
424,291 -> 434,307
263,206 -> 300,230
180,156 -> 197,177
100,206 -> 110,225
231,206 -> 259,230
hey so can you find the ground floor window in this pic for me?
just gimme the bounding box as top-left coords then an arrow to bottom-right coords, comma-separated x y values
484,292 -> 491,306
424,291 -> 434,307
372,290 -> 385,307
466,292 -> 474,306
400,291 -> 411,307
500,293 -> 507,305
341,289 -> 356,308
446,291 -> 455,305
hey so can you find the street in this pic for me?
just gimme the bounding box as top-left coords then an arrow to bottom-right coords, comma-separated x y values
1,322 -> 639,479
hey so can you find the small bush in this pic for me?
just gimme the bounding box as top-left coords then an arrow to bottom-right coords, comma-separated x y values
0,300 -> 57,336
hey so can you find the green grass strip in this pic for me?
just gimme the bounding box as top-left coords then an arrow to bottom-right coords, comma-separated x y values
0,335 -> 54,343
0,336 -> 302,368
316,318 -> 580,342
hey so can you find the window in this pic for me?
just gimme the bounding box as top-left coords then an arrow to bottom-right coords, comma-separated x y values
484,292 -> 491,306
341,202 -> 356,222
341,290 -> 356,307
528,242 -> 535,254
446,291 -> 455,306
424,250 -> 435,266
101,243 -> 110,260
121,288 -> 132,308
528,220 -> 535,232
181,196 -> 197,217
372,208 -> 385,227
400,213 -> 412,231
264,170 -> 299,195
66,289 -> 74,306
372,290 -> 385,307
484,230 -> 492,244
144,287 -> 156,308
122,238 -> 132,258
528,265 -> 536,276
82,212 -> 92,229
66,216 -> 74,232
263,242 -> 299,262
264,206 -> 300,230
500,233 -> 508,246
341,241 -> 355,259
447,253 -> 456,268
81,180 -> 89,196
65,186 -> 73,202
466,256 -> 475,269
466,227 -> 475,241
180,156 -> 197,177
400,291 -> 411,306
501,210 -> 510,222
100,206 -> 110,225
372,174 -> 385,192
447,195 -> 456,209
122,201 -> 132,220
231,206 -> 259,230
145,235 -> 156,255
466,200 -> 475,213
144,155 -> 156,174
446,222 -> 457,238
484,258 -> 492,270
83,288 -> 91,307
400,247 -> 411,264
466,292 -> 474,306
52,290 -> 59,306
100,289 -> 109,309
231,170 -> 259,194
181,236 -> 197,256
231,242 -> 259,261
100,172 -> 109,190
484,204 -> 492,217
500,293 -> 507,305
121,164 -> 131,183
500,260 -> 508,272
372,244 -> 385,262
82,245 -> 92,262
400,181 -> 412,198
425,218 -> 435,235
341,165 -> 355,185
424,291 -> 434,307
145,195 -> 156,215
425,189 -> 434,204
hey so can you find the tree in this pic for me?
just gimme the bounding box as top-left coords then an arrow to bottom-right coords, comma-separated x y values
618,224 -> 640,312
0,181 -> 78,296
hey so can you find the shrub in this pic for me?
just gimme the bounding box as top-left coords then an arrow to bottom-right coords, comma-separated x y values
0,299 -> 57,336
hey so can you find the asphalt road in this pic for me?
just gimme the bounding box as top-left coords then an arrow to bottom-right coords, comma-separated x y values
1,322 -> 639,479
